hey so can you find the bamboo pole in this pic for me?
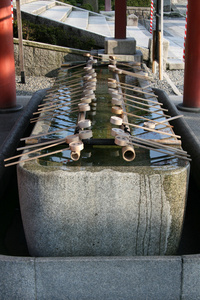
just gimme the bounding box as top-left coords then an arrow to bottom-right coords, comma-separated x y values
20,125 -> 77,141
115,83 -> 158,98
61,62 -> 87,69
4,146 -> 70,167
5,139 -> 66,162
108,78 -> 152,90
159,31 -> 163,80
118,92 -> 166,108
159,0 -> 163,80
110,116 -> 180,138
129,135 -> 189,157
112,107 -> 172,128
128,139 -> 190,161
152,30 -> 156,74
124,100 -> 169,117
16,0 -> 25,83
109,65 -> 152,81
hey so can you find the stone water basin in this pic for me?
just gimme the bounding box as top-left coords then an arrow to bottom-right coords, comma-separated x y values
17,65 -> 190,257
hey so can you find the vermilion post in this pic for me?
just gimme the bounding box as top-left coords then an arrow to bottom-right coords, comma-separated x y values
105,0 -> 111,11
183,0 -> 200,108
115,0 -> 126,39
0,0 -> 16,109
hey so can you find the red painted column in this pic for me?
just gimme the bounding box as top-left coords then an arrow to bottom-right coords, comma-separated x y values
105,0 -> 111,11
115,0 -> 126,39
183,0 -> 200,108
0,0 -> 16,109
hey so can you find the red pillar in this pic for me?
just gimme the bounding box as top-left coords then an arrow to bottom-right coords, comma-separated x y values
115,0 -> 126,39
183,0 -> 200,108
0,0 -> 16,109
105,0 -> 111,11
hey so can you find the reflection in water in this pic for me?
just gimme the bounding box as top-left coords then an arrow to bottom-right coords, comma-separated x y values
39,66 -> 184,169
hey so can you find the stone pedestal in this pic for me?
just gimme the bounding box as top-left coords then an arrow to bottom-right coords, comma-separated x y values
148,37 -> 169,70
105,38 -> 136,55
17,162 -> 189,257
127,14 -> 138,26
17,67 -> 189,258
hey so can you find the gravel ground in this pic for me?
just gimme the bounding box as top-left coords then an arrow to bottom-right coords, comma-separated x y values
152,69 -> 184,95
15,69 -> 184,97
16,75 -> 55,96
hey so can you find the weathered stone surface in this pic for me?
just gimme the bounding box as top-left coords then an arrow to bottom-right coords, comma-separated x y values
127,14 -> 138,26
0,256 -> 35,300
16,66 -> 189,258
14,38 -> 86,76
35,256 -> 182,300
148,37 -> 169,70
127,6 -> 151,20
182,255 -> 200,300
105,38 -> 136,55
167,59 -> 185,70
17,161 -> 189,257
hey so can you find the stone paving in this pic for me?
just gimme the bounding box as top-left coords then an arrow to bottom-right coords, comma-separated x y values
17,0 -> 188,67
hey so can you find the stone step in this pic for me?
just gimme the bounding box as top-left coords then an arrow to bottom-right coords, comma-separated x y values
17,0 -> 185,70
20,0 -> 55,15
87,15 -> 112,37
40,4 -> 72,22
64,10 -> 89,29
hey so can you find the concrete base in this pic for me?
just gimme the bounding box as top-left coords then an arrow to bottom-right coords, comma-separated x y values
0,104 -> 23,114
177,103 -> 200,113
105,38 -> 136,55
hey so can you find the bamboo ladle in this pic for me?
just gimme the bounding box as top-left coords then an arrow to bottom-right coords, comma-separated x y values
114,135 -> 190,161
111,106 -> 172,129
4,140 -> 84,167
110,116 -> 180,139
31,103 -> 90,123
108,65 -> 152,81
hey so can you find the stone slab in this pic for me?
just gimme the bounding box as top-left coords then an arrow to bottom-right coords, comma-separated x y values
14,38 -> 87,76
105,38 -> 136,55
64,10 -> 88,29
182,254 -> 200,300
35,256 -> 182,300
0,256 -> 35,300
20,0 -> 53,14
88,16 -> 112,36
40,5 -> 72,22
167,59 -> 184,70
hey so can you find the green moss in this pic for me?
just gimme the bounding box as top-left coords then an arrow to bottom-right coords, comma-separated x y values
58,0 -> 77,5
127,0 -> 151,7
82,3 -> 94,11
13,19 -> 97,50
